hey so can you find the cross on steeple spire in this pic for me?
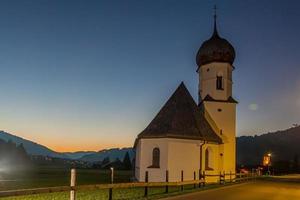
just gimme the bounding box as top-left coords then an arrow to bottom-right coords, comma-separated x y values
213,5 -> 219,36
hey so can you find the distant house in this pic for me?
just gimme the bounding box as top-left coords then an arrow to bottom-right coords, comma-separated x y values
134,13 -> 237,182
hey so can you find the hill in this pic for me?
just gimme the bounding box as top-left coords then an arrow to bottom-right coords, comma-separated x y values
237,126 -> 300,166
0,131 -> 66,158
4,125 -> 299,167
80,148 -> 134,162
0,131 -> 134,162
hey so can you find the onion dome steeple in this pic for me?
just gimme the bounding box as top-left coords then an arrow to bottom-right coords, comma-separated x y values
196,6 -> 235,67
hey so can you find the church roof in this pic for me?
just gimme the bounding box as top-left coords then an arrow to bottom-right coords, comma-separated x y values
196,9 -> 235,67
136,82 -> 222,143
201,94 -> 238,104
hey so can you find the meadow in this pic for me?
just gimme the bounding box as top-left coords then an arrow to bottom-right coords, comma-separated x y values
0,166 -> 133,191
0,166 -> 209,200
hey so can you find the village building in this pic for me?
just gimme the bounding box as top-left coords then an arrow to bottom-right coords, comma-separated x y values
134,12 -> 237,183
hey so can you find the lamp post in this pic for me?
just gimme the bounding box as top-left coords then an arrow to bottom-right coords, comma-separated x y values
267,153 -> 271,175
110,167 -> 114,184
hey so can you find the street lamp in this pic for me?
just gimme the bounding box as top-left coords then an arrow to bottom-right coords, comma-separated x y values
267,153 -> 271,175
263,153 -> 272,176
110,167 -> 114,184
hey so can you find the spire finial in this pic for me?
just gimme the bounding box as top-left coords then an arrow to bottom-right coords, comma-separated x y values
213,5 -> 219,36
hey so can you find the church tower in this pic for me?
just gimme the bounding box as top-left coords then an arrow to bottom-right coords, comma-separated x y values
196,8 -> 237,174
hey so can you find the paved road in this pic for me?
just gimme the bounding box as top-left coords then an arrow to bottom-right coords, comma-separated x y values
163,180 -> 300,200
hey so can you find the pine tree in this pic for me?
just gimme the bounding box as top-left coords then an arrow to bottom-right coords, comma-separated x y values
17,143 -> 29,162
123,152 -> 132,170
101,156 -> 110,168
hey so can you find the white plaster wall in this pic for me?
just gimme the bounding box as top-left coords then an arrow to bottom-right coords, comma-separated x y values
167,138 -> 203,182
204,101 -> 236,174
199,62 -> 233,102
201,143 -> 222,183
198,61 -> 236,175
136,138 -> 215,182
134,140 -> 141,180
135,138 -> 169,182
135,137 -> 229,183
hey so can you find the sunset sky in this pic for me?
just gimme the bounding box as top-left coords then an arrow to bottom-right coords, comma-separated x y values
0,0 -> 299,152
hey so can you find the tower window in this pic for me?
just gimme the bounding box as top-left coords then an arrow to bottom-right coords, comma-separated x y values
216,76 -> 223,90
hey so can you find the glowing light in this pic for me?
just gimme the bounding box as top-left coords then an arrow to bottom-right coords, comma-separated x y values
248,103 -> 258,111
263,156 -> 270,166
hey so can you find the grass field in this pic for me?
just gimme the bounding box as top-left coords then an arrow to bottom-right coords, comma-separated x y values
0,166 -> 237,199
0,166 -> 213,200
0,184 -> 218,200
0,166 -> 133,191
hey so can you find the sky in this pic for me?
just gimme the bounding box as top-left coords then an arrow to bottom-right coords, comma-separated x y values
0,0 -> 299,152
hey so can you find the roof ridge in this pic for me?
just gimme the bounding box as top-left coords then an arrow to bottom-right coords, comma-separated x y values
136,83 -> 222,144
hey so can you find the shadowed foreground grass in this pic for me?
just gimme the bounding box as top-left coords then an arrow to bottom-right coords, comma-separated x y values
0,167 -> 133,191
0,184 -> 222,200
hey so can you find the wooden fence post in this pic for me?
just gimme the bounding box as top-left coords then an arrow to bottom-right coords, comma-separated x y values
198,170 -> 201,188
223,171 -> 226,184
109,168 -> 114,200
181,170 -> 184,191
202,171 -> 206,187
219,171 -> 222,185
165,170 -> 169,193
144,171 -> 148,197
109,188 -> 112,200
70,169 -> 76,200
193,171 -> 196,189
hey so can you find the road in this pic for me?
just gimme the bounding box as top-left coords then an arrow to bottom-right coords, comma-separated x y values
162,179 -> 300,200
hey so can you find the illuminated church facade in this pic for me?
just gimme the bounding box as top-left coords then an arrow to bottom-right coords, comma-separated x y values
134,13 -> 237,182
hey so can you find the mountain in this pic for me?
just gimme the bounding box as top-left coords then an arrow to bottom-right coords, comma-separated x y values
237,125 -> 300,166
5,125 -> 299,167
62,151 -> 95,160
0,131 -> 66,158
80,148 -> 135,162
0,131 -> 133,162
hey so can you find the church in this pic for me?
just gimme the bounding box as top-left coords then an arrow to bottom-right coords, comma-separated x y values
134,13 -> 237,183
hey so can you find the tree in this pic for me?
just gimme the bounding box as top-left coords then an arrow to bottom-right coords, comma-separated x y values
123,152 -> 132,170
17,144 -> 28,157
101,156 -> 110,168
293,154 -> 299,173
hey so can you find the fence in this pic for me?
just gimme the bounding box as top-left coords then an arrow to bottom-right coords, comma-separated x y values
0,169 -> 258,200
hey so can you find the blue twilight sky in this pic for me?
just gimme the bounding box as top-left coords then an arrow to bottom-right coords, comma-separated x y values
0,0 -> 299,151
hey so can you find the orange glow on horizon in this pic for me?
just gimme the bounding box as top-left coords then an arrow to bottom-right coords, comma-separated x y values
2,128 -> 134,153
50,143 -> 133,153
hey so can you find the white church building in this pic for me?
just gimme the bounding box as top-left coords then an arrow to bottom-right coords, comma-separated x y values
134,13 -> 237,183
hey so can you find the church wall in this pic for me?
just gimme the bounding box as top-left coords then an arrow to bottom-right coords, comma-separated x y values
135,138 -> 169,182
199,62 -> 233,101
201,143 -> 222,183
134,140 -> 141,180
135,138 -> 215,182
167,138 -> 202,182
204,101 -> 236,174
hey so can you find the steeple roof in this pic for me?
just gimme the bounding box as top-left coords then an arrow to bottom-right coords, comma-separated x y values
136,82 -> 222,143
196,6 -> 235,67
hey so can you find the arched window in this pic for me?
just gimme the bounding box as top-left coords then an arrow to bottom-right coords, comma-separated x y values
205,147 -> 214,170
216,76 -> 223,90
152,148 -> 160,168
